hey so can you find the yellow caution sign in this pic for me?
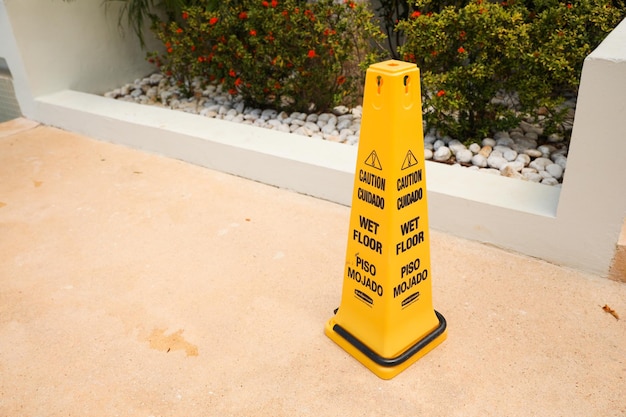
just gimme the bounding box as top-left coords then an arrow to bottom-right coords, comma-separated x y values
325,60 -> 447,380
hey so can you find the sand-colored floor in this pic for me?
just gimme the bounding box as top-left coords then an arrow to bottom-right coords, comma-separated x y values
1,119 -> 624,416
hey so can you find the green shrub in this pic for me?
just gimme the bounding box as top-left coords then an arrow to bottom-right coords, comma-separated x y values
148,0 -> 384,112
397,0 -> 625,141
100,0 -> 219,47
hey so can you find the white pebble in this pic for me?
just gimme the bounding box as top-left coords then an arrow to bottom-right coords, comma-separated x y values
456,149 -> 473,164
471,154 -> 488,168
261,109 -> 277,120
304,122 -> 320,133
546,163 -> 564,179
541,177 -> 559,186
482,138 -> 496,147
433,146 -> 452,162
529,157 -> 552,171
515,154 -> 531,166
503,149 -> 518,162
524,149 -> 542,158
424,133 -> 437,144
469,143 -> 481,154
523,172 -> 543,182
487,155 -> 507,169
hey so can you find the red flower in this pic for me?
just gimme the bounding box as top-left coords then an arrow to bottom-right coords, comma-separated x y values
436,90 -> 445,97
282,10 -> 289,17
337,75 -> 346,85
238,11 -> 248,19
229,69 -> 236,77
235,78 -> 243,87
458,46 -> 466,54
197,56 -> 204,63
167,47 -> 173,53
459,30 -> 466,40
228,88 -> 237,95
165,42 -> 171,48
411,11 -> 421,18
307,49 -> 316,58
345,0 -> 356,9
262,0 -> 269,6
176,28 -> 183,34
566,3 -> 572,8
249,29 -> 257,36
190,45 -> 196,51
271,0 -> 278,7
182,11 -> 189,19
209,17 -> 218,25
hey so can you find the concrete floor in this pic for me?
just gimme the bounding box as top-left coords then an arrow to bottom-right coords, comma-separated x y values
1,118 -> 625,417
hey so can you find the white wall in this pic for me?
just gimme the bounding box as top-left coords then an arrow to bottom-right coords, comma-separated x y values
0,0 -> 160,116
1,2 -> 625,277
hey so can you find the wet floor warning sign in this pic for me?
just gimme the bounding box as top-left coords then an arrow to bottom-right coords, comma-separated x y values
324,60 -> 447,380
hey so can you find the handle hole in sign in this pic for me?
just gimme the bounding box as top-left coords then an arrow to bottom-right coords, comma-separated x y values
377,75 -> 383,94
404,75 -> 411,94
388,62 -> 399,67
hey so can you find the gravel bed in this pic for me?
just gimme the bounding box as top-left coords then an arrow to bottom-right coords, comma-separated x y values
104,72 -> 574,186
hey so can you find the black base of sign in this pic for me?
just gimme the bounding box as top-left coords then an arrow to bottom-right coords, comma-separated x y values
330,310 -> 447,367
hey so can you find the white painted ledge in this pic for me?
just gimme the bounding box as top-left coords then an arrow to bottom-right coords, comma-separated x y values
35,90 -> 562,218
35,90 -> 357,205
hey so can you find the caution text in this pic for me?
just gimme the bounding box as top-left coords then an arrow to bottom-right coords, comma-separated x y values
353,229 -> 383,255
359,215 -> 380,234
397,169 -> 422,191
395,231 -> 424,255
397,187 -> 423,210
356,254 -> 377,276
347,266 -> 383,296
359,169 -> 386,191
400,216 -> 420,236
393,268 -> 429,298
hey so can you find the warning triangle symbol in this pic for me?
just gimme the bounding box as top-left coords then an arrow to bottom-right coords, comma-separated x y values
364,150 -> 383,170
401,150 -> 419,170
